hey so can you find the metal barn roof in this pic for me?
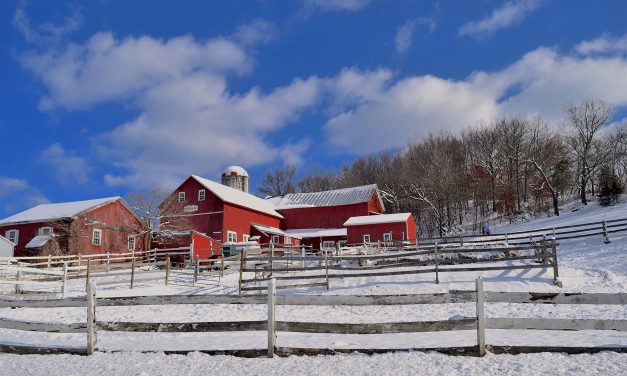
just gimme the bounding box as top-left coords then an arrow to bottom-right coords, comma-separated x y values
344,213 -> 412,226
267,184 -> 384,210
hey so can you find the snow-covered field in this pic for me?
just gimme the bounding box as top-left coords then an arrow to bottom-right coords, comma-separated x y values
1,200 -> 626,375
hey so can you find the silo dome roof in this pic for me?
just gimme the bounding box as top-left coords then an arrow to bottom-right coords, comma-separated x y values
223,165 -> 249,177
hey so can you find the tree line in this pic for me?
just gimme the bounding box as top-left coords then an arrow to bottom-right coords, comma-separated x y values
259,99 -> 627,237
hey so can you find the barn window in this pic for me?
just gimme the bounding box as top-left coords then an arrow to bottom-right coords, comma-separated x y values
322,241 -> 335,249
178,192 -> 186,202
271,235 -> 280,244
38,227 -> 53,236
339,240 -> 347,248
128,235 -> 136,251
5,229 -> 18,245
383,232 -> 392,242
227,231 -> 237,243
294,239 -> 300,246
284,236 -> 291,244
363,234 -> 370,244
92,229 -> 102,246
198,189 -> 206,201
242,234 -> 250,242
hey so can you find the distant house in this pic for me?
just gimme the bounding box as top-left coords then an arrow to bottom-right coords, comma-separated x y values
344,213 -> 416,245
0,197 -> 146,257
0,234 -> 14,257
160,175 -> 284,244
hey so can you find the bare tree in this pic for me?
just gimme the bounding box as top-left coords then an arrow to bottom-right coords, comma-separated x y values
298,166 -> 337,192
258,164 -> 297,197
564,99 -> 614,204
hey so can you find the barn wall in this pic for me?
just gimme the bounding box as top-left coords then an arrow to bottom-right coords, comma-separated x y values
278,203 -> 373,230
300,235 -> 347,251
346,220 -> 413,244
160,177 -> 225,238
223,203 -> 282,243
191,231 -> 221,259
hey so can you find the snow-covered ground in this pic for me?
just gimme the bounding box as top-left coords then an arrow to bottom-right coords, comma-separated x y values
1,200 -> 626,375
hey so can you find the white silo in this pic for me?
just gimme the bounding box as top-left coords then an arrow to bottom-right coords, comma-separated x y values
221,166 -> 249,192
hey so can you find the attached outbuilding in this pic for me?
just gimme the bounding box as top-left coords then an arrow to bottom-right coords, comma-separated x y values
344,213 -> 416,245
0,234 -> 14,257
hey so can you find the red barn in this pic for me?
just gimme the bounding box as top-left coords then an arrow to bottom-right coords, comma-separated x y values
344,213 -> 417,245
160,175 -> 284,243
0,197 -> 145,257
151,230 -> 221,259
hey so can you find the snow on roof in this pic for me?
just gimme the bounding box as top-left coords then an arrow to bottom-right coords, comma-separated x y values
284,228 -> 347,238
344,213 -> 412,226
0,235 -> 14,247
25,235 -> 53,249
191,175 -> 283,219
0,197 -> 120,225
222,166 -> 249,177
252,224 -> 302,239
267,184 -> 384,210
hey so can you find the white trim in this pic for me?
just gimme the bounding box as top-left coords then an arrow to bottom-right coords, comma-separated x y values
322,240 -> 335,249
284,235 -> 291,244
92,229 -> 102,246
198,189 -> 206,201
363,234 -> 370,244
178,192 -> 186,202
227,231 -> 237,243
38,226 -> 53,236
271,235 -> 280,244
242,234 -> 250,242
128,235 -> 136,251
5,229 -> 19,245
383,232 -> 392,242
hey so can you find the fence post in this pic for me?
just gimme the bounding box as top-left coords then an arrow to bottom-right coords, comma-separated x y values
165,255 -> 170,285
78,253 -> 82,267
325,252 -> 330,290
434,243 -> 439,284
551,237 -> 560,285
552,227 -> 556,239
86,259 -> 91,290
62,262 -> 68,298
267,277 -> 276,358
107,252 -> 111,272
301,245 -> 305,268
220,251 -> 225,279
130,255 -> 136,289
460,235 -> 464,248
602,221 -> 611,244
269,243 -> 275,276
86,282 -> 97,355
542,235 -> 548,265
194,256 -> 199,284
15,262 -> 22,294
505,233 -> 509,246
47,254 -> 52,268
475,277 -> 486,357
238,249 -> 245,295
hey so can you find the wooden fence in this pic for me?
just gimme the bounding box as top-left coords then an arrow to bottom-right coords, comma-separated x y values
0,278 -> 626,357
238,239 -> 560,293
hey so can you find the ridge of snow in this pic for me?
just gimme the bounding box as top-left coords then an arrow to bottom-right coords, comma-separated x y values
268,184 -> 383,210
344,213 -> 411,226
0,197 -> 120,225
252,224 -> 302,239
25,235 -> 54,249
191,175 -> 283,219
284,228 -> 347,238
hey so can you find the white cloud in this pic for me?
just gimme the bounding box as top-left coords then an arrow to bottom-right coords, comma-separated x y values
233,19 -> 277,46
13,1 -> 82,45
395,17 -> 436,53
324,45 -> 627,154
0,177 -> 49,215
575,33 -> 627,56
459,0 -> 543,37
41,143 -> 89,185
300,0 -> 372,16
20,32 -> 249,110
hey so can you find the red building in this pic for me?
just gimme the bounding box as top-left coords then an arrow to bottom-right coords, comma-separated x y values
151,230 -> 222,260
250,224 -> 301,247
344,213 -> 417,245
0,197 -> 145,257
160,175 -> 284,244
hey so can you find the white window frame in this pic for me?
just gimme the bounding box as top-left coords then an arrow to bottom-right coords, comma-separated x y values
5,229 -> 19,245
198,189 -> 206,201
128,235 -> 136,251
178,192 -> 186,202
38,227 -> 53,236
271,235 -> 280,244
383,232 -> 392,242
339,240 -> 347,248
284,236 -> 291,244
242,234 -> 250,242
363,234 -> 370,244
92,229 -> 102,246
322,240 -> 335,249
227,231 -> 237,243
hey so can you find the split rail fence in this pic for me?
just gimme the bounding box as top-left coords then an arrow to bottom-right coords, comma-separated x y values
0,278 -> 626,357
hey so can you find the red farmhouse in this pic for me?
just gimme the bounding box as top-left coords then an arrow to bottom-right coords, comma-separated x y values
160,175 -> 284,244
0,197 -> 145,257
344,213 -> 417,245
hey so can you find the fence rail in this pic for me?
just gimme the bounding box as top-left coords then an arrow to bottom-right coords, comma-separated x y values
0,278 -> 626,357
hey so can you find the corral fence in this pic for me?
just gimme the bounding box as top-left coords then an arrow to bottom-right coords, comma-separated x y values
238,239 -> 560,293
0,278 -> 626,357
418,217 -> 627,248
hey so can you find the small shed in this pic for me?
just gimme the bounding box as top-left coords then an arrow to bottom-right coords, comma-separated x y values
152,231 -> 222,260
344,213 -> 416,245
0,234 -> 14,257
250,224 -> 301,246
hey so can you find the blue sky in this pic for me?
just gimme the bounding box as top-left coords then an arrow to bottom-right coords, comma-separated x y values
1,0 -> 627,217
